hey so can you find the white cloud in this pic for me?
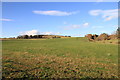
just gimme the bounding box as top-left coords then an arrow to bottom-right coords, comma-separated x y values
33,10 -> 79,16
89,9 -> 118,21
20,30 -> 61,35
0,18 -> 13,21
96,0 -> 104,2
83,23 -> 89,27
41,32 -> 61,35
64,24 -> 80,30
89,10 -> 102,16
63,21 -> 67,24
63,22 -> 89,30
20,30 -> 40,35
71,25 -> 80,28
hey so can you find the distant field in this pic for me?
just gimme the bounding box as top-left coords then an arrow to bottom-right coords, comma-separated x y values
2,37 -> 118,78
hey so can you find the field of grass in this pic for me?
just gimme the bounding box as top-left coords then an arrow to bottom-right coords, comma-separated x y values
94,39 -> 118,45
2,37 -> 118,78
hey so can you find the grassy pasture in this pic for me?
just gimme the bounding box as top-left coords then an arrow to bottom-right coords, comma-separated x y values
2,37 -> 118,78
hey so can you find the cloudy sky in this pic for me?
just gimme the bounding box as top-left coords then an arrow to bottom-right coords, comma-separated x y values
1,2 -> 118,37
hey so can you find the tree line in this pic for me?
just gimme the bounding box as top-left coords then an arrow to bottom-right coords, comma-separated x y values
17,35 -> 71,39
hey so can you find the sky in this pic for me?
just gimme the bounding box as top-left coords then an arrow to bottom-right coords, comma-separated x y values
2,0 -> 119,2
1,2 -> 118,37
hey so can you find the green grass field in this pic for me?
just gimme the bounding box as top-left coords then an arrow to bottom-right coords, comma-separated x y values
2,37 -> 118,78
